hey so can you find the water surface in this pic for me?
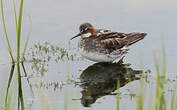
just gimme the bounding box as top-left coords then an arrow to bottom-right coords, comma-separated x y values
0,0 -> 177,110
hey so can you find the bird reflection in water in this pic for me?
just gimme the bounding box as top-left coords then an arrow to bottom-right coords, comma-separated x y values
79,61 -> 143,107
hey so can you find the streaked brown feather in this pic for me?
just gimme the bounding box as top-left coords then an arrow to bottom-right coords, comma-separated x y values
96,32 -> 146,52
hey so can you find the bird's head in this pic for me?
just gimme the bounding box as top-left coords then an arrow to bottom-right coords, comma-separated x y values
71,23 -> 97,40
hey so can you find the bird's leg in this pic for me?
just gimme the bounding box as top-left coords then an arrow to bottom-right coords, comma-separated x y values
112,56 -> 125,63
118,56 -> 125,64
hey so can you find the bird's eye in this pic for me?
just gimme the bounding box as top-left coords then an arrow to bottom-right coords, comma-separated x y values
80,28 -> 90,33
80,30 -> 84,33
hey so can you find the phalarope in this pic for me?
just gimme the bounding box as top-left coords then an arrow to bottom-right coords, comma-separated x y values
71,23 -> 147,63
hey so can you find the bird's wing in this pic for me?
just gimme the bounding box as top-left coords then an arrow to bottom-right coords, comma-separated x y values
96,32 -> 146,52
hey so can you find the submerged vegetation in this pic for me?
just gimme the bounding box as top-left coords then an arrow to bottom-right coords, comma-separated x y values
25,42 -> 78,76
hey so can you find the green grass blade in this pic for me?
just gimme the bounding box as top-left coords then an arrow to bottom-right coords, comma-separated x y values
4,94 -> 12,110
17,64 -> 24,110
5,64 -> 15,107
21,24 -> 31,61
16,0 -> 25,109
161,40 -> 167,76
0,0 -> 15,62
136,83 -> 144,110
21,16 -> 32,58
18,95 -> 20,110
13,0 -> 18,30
16,0 -> 24,61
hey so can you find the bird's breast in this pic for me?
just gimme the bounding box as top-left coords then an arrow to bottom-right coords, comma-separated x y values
78,38 -> 104,53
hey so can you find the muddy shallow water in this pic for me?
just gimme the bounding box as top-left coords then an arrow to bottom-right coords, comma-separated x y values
0,0 -> 177,110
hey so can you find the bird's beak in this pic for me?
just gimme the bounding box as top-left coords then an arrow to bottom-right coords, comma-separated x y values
70,33 -> 81,40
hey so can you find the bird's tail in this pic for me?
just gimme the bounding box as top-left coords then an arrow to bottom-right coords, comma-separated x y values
125,32 -> 147,46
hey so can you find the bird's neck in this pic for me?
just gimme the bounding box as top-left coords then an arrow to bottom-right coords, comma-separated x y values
90,27 -> 97,35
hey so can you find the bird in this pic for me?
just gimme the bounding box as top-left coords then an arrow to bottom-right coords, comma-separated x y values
70,23 -> 147,63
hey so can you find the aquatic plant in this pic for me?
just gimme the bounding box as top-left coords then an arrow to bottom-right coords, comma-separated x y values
134,44 -> 177,110
25,42 -> 79,76
0,0 -> 28,109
